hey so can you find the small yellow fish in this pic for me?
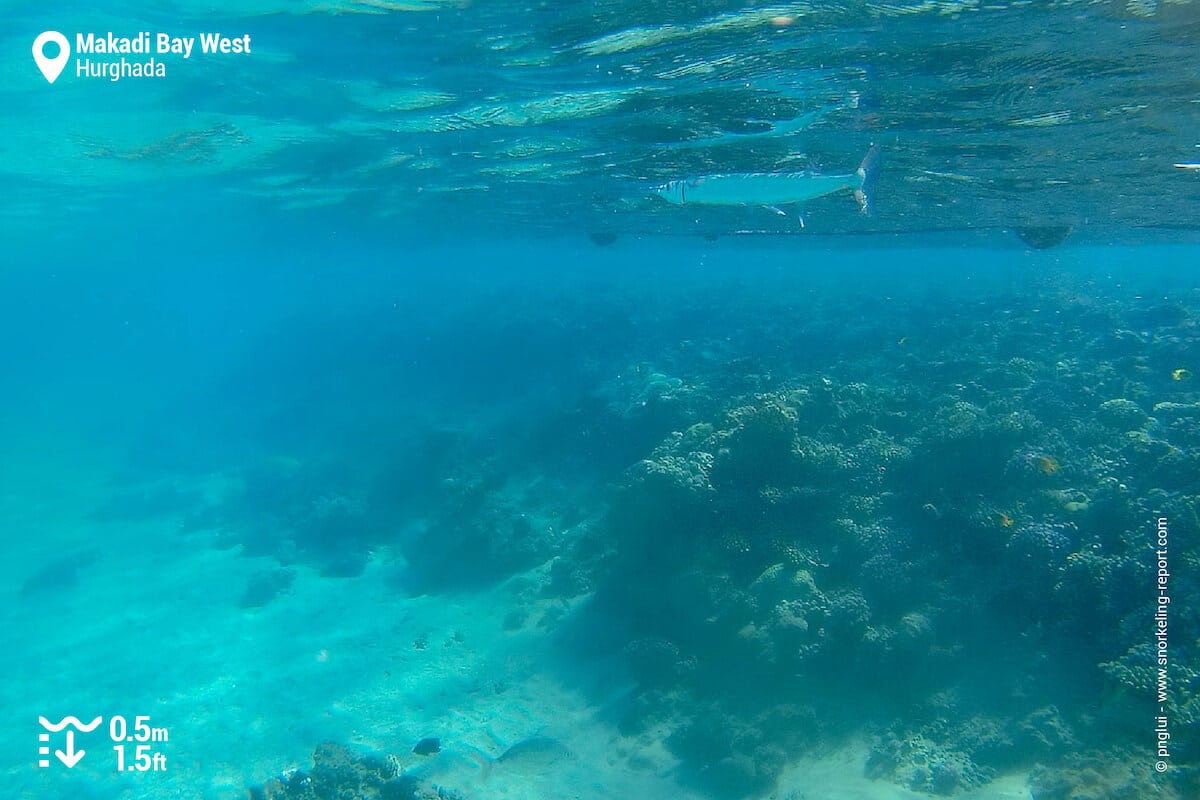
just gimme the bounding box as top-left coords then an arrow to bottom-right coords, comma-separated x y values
1172,368 -> 1192,381
1037,455 -> 1060,475
999,512 -> 1014,528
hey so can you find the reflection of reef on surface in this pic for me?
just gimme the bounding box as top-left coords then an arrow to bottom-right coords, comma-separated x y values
82,124 -> 248,163
1015,225 -> 1073,249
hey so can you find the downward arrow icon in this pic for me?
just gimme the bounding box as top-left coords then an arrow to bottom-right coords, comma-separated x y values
56,730 -> 85,768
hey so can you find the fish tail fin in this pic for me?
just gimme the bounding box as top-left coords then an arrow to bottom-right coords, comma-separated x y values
854,144 -> 881,214
463,744 -> 496,783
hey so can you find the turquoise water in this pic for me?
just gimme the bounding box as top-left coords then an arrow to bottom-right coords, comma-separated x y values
3,3 -> 1199,799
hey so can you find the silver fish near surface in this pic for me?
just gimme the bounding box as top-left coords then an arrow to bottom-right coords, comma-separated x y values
652,145 -> 880,214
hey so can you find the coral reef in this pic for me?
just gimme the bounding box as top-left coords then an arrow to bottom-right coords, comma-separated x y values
251,742 -> 461,800
573,283 -> 1200,798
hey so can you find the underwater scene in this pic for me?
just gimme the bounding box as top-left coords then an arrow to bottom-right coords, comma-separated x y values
3,1 -> 1199,799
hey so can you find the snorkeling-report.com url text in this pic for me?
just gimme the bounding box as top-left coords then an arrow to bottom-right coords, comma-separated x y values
1154,516 -> 1170,773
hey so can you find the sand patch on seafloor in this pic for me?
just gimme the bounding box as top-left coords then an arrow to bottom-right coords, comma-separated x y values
4,505 -> 699,800
770,744 -> 1033,800
5,485 -> 1038,800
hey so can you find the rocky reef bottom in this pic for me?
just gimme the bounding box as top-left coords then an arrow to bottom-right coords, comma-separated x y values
249,742 -> 462,800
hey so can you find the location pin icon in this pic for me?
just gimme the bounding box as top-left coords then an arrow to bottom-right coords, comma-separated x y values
32,31 -> 70,84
